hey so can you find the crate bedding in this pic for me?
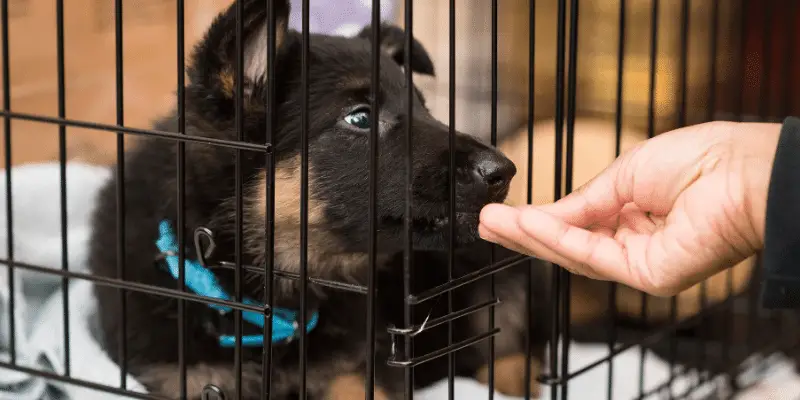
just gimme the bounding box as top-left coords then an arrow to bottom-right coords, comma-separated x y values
0,163 -> 794,400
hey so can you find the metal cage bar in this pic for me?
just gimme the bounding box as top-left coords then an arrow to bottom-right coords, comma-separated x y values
486,1 -> 499,398
262,0 -> 280,396
696,0 -> 721,388
0,111 -> 271,152
299,0 -> 311,398
560,1 -> 580,397
524,0 -> 537,398
732,1 -> 751,389
365,1 -> 381,399
234,2 -> 246,397
113,0 -> 128,390
1,0 -> 13,369
55,0 -> 71,379
666,1 -> 691,397
606,0 -> 626,398
638,1 -> 660,394
405,0 -> 417,397
175,0 -> 188,397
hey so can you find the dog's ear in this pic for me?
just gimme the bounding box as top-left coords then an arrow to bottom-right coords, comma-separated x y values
188,0 -> 291,100
357,24 -> 435,76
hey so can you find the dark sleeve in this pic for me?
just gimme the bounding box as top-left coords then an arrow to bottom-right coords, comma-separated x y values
761,116 -> 800,309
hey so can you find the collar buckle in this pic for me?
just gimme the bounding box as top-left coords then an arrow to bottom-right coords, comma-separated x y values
155,220 -> 320,348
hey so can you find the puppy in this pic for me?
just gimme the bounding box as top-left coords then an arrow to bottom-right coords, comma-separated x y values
87,0 -> 548,399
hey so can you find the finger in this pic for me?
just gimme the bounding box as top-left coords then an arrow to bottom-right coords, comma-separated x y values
516,207 -> 639,287
479,224 -> 537,256
618,203 -> 658,234
480,223 -> 604,280
481,204 -> 607,280
592,212 -> 622,232
479,205 -> 595,275
589,224 -> 616,239
614,225 -> 637,243
519,153 -> 636,228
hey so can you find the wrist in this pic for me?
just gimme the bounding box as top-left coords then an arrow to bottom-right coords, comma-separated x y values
730,121 -> 781,249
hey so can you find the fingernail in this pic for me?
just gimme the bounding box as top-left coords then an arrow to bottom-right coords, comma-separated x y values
481,203 -> 519,230
479,205 -> 494,225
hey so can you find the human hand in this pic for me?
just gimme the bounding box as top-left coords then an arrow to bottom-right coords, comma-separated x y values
479,121 -> 780,297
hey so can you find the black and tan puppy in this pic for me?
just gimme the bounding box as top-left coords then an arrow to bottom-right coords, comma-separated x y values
87,0 -> 548,399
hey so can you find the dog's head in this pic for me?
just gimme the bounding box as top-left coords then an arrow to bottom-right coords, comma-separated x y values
190,0 -> 516,283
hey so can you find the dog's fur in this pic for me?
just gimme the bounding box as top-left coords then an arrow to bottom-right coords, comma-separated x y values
87,1 -> 549,399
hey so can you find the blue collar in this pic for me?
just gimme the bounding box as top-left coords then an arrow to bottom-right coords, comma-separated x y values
155,220 -> 319,347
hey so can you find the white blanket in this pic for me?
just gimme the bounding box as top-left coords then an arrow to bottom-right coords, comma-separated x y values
0,162 -> 796,400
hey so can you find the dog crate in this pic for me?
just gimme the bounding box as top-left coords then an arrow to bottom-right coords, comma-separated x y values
0,0 -> 797,399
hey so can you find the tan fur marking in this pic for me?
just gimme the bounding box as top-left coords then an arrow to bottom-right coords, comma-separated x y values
338,77 -> 372,91
325,374 -> 390,400
245,156 -> 371,293
219,68 -> 235,96
277,20 -> 286,49
475,354 -> 541,397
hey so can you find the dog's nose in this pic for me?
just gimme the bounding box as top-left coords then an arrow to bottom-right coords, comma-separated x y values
473,148 -> 517,200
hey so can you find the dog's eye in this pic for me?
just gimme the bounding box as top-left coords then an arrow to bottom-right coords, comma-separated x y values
343,109 -> 371,130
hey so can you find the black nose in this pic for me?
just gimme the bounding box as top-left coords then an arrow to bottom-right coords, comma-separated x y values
473,148 -> 517,200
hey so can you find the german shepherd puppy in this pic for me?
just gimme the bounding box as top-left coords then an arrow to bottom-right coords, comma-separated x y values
87,0 -> 549,398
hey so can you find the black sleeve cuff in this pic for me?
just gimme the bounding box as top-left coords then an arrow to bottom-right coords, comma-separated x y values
761,116 -> 800,309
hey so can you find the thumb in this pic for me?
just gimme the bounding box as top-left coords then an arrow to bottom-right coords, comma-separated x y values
531,151 -> 634,228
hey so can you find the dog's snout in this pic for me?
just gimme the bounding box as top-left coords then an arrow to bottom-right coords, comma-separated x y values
472,148 -> 516,200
